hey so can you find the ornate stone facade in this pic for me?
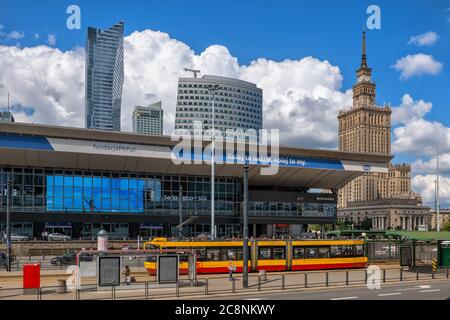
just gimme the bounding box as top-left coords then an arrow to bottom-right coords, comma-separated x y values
337,32 -> 429,230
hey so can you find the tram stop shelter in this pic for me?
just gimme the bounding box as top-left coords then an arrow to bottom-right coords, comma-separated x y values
385,231 -> 450,268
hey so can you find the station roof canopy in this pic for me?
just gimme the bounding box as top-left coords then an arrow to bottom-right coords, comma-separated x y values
0,122 -> 392,190
385,231 -> 450,241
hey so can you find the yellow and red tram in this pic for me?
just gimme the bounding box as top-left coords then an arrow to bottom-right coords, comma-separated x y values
143,238 -> 367,275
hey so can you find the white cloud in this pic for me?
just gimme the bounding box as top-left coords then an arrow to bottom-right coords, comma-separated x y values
6,30 -> 25,40
392,53 -> 443,80
34,33 -> 40,40
0,45 -> 85,126
408,31 -> 439,46
391,94 -> 432,125
412,174 -> 450,207
413,153 -> 450,175
47,34 -> 56,46
0,28 -> 351,148
392,118 -> 450,156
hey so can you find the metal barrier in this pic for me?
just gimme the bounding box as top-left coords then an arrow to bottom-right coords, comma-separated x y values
1,267 -> 449,300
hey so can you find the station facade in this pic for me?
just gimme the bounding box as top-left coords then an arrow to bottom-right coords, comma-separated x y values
0,122 -> 391,240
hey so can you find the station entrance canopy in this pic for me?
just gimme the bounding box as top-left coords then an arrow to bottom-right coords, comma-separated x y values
0,123 -> 392,189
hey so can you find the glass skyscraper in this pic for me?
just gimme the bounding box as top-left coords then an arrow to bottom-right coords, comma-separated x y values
85,21 -> 124,131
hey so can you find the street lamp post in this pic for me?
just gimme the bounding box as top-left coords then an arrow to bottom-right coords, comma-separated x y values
206,84 -> 220,240
179,184 -> 183,239
6,174 -> 12,272
243,165 -> 249,288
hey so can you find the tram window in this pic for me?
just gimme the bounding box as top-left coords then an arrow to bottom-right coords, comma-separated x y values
146,256 -> 156,262
237,248 -> 248,260
293,247 -> 305,259
273,248 -> 285,260
221,249 -> 236,261
354,245 -> 364,256
305,247 -> 318,259
259,248 -> 271,259
207,249 -> 220,261
330,246 -> 342,257
318,247 -> 330,258
197,249 -> 207,261
342,245 -> 354,256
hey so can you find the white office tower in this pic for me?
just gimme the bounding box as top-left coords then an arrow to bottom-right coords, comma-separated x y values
174,75 -> 263,139
132,102 -> 164,135
85,21 -> 124,131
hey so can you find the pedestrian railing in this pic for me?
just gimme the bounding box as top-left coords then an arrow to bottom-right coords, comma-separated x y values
0,267 -> 449,300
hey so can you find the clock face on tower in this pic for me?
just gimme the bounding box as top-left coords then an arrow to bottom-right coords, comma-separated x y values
358,75 -> 370,83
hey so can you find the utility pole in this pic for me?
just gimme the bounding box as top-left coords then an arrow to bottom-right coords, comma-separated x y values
436,147 -> 440,232
242,165 -> 249,288
179,184 -> 183,239
205,84 -> 220,240
6,174 -> 12,272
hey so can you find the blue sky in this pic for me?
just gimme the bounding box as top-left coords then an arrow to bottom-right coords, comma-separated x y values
1,0 -> 450,205
1,0 -> 449,125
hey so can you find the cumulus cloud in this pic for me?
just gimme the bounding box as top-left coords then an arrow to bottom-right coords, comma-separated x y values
391,94 -> 432,125
0,28 -> 352,148
408,31 -> 439,46
6,30 -> 25,40
392,118 -> 450,156
412,174 -> 450,207
0,45 -> 85,126
392,53 -> 443,80
47,34 -> 56,46
413,154 -> 450,175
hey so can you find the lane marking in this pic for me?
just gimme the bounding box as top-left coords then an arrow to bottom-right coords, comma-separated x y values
378,292 -> 402,297
419,289 -> 440,293
330,296 -> 359,300
396,285 -> 431,291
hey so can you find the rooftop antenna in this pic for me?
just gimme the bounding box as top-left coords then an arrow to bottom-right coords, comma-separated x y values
184,68 -> 201,78
7,92 -> 10,111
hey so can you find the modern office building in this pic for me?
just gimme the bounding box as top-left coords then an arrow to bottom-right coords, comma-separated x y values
0,111 -> 14,123
85,21 -> 124,131
0,122 -> 390,239
174,75 -> 263,136
132,102 -> 163,135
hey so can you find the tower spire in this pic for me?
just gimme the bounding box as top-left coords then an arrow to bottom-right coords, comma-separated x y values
361,29 -> 368,68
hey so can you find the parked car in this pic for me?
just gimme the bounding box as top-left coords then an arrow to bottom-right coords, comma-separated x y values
50,252 -> 93,266
2,233 -> 29,241
47,233 -> 71,241
375,246 -> 398,256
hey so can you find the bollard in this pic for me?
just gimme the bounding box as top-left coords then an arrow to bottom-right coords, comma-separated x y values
304,273 -> 308,288
205,278 -> 208,295
76,288 -> 80,300
176,281 -> 180,297
447,268 -> 449,279
400,268 -> 403,282
416,268 -> 419,280
383,269 -> 386,283
258,276 -> 261,291
281,274 -> 285,290
432,270 -> 435,279
345,270 -> 349,285
232,278 -> 236,293
37,287 -> 42,300
364,269 -> 367,284
145,281 -> 148,300
112,285 -> 115,300
326,272 -> 329,287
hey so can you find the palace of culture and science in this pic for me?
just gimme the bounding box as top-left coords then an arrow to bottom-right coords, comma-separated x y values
337,32 -> 430,231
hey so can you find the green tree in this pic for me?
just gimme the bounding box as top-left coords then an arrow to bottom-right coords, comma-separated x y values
443,220 -> 450,231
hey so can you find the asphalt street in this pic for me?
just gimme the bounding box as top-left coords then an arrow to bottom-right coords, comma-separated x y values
205,279 -> 450,300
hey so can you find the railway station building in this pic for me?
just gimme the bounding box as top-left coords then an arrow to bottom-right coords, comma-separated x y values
0,122 -> 391,239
